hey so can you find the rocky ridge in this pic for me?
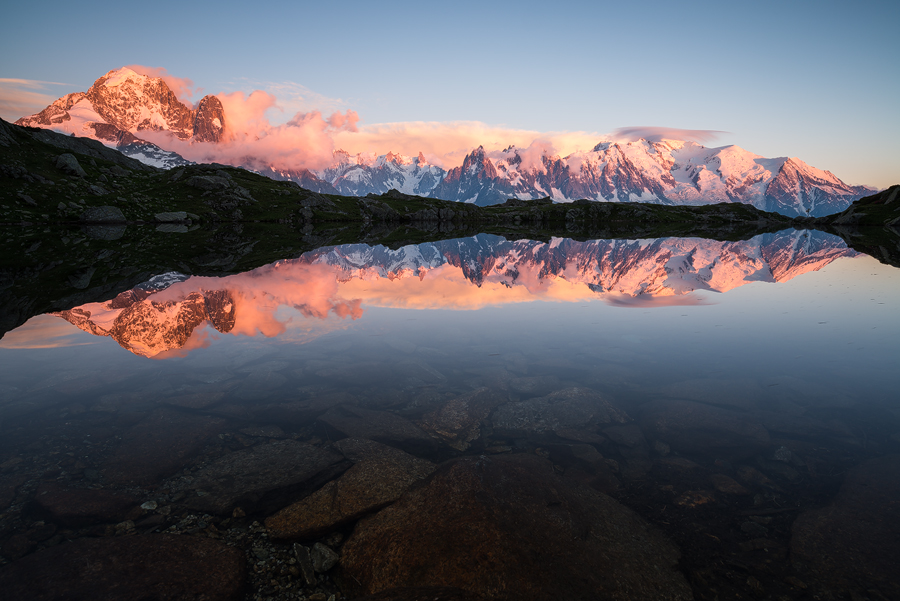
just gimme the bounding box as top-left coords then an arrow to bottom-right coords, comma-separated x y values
15,68 -> 874,216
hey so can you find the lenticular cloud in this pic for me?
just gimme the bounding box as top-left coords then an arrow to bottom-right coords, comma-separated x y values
611,127 -> 727,144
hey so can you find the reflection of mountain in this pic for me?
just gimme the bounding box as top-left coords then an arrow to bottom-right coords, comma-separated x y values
303,229 -> 855,295
56,288 -> 236,358
51,231 -> 854,357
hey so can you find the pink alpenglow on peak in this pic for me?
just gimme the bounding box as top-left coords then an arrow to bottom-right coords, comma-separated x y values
15,66 -> 876,216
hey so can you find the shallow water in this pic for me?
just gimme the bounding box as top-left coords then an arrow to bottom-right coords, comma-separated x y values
1,229 -> 899,600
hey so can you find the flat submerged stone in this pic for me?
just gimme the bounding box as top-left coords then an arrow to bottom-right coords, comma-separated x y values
341,453 -> 692,601
0,534 -> 246,600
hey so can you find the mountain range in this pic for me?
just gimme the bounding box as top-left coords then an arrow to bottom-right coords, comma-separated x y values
54,230 -> 854,357
17,67 -> 874,216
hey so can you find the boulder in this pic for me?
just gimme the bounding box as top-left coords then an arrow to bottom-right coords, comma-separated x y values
83,223 -> 126,240
340,453 -> 692,601
55,153 -> 86,177
266,438 -> 435,540
80,206 -> 125,223
154,211 -> 188,222
0,534 -> 245,600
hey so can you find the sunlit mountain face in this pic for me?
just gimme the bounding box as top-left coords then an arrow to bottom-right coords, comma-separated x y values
49,230 -> 855,358
17,67 -> 874,216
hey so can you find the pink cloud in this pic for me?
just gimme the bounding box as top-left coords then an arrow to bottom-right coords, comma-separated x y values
332,122 -> 602,169
489,139 -> 557,173
126,65 -> 200,106
327,109 -> 360,132
139,93 -> 363,172
611,126 -> 727,144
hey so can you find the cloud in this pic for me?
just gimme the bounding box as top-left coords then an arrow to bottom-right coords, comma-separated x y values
138,91 -> 361,172
0,78 -> 73,121
229,79 -> 352,123
610,126 -> 727,144
332,121 -> 602,168
125,65 -> 201,106
487,138 -> 558,173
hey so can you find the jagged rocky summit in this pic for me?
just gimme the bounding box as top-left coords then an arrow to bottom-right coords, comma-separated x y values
18,67 -> 873,216
15,67 -> 222,168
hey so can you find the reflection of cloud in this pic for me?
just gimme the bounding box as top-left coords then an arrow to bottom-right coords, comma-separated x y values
339,264 -> 600,310
43,232 -> 852,359
602,293 -> 711,308
0,315 -> 98,349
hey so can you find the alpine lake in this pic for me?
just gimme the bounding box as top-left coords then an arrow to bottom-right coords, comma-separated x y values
1,218 -> 899,601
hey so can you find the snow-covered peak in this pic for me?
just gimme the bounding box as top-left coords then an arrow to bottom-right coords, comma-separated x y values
98,67 -> 151,88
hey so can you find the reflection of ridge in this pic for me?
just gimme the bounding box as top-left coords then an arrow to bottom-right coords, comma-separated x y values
55,289 -> 236,358
305,230 -> 855,293
49,230 -> 854,358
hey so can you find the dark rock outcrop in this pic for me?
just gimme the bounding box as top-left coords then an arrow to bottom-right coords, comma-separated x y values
193,95 -> 226,143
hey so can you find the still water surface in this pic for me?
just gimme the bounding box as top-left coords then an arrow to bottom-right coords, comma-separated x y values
1,229 -> 898,600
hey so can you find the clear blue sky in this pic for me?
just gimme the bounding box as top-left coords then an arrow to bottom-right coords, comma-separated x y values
1,0 -> 897,187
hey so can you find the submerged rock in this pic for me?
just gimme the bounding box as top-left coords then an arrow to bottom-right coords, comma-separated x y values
492,387 -> 629,439
184,439 -> 349,515
419,388 -> 506,451
266,438 -> 435,540
354,588 -> 485,601
319,405 -> 436,454
102,409 -> 227,486
639,399 -> 770,456
508,375 -> 560,398
791,454 -> 900,600
0,534 -> 245,600
28,482 -> 140,527
340,453 -> 692,601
